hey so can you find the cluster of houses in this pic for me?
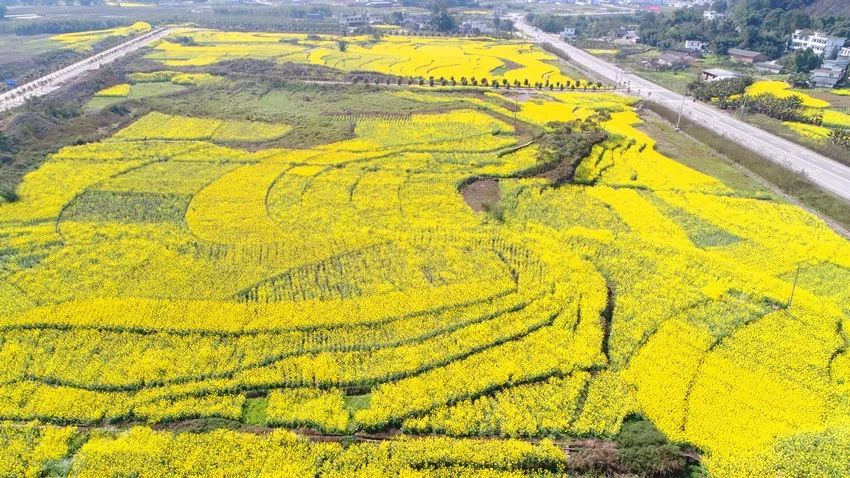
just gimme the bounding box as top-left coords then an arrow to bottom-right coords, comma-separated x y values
791,30 -> 849,88
338,4 -> 508,34
337,10 -> 432,30
590,22 -> 849,88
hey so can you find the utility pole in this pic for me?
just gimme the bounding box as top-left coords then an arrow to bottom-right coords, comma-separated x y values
787,263 -> 802,309
676,93 -> 687,131
739,93 -> 748,119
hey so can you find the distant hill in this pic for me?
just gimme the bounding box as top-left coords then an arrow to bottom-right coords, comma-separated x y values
807,0 -> 850,17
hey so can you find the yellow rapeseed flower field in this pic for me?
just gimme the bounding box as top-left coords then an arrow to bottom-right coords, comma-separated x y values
1,84 -> 849,477
51,21 -> 151,51
148,30 -> 580,86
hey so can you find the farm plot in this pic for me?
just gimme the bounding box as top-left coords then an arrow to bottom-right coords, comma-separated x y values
50,21 -> 152,51
148,30 -> 581,86
1,89 -> 850,477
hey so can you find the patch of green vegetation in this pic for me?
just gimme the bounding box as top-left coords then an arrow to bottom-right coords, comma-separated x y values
344,394 -> 370,416
242,397 -> 268,426
645,101 -> 850,233
568,416 -> 702,478
743,113 -> 850,168
490,58 -> 522,77
614,417 -> 699,478
637,110 -> 767,196
780,261 -> 850,303
637,70 -> 696,95
129,82 -> 187,99
646,193 -> 740,248
62,190 -> 190,224
0,34 -> 61,64
85,82 -> 188,112
84,96 -> 125,112
171,418 -> 246,434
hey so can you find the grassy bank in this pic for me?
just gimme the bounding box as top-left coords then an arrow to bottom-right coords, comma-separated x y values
645,100 -> 850,234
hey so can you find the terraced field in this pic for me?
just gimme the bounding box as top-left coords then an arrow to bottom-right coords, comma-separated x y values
1,67 -> 850,476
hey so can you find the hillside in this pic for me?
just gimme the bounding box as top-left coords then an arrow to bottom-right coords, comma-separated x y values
807,0 -> 850,17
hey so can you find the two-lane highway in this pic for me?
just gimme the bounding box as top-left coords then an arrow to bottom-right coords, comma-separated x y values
0,27 -> 172,113
514,18 -> 850,202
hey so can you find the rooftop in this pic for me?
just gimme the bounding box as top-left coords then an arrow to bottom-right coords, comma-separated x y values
727,48 -> 763,58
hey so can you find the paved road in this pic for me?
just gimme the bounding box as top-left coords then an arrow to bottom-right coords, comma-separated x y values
0,27 -> 172,113
514,18 -> 850,202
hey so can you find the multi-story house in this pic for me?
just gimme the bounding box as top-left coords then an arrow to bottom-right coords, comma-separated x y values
791,30 -> 846,58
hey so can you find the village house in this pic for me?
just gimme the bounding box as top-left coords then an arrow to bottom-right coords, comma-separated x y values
700,68 -> 740,82
657,51 -> 698,68
615,30 -> 640,45
339,13 -> 370,28
810,58 -> 850,88
754,62 -> 783,74
791,30 -> 846,58
684,40 -> 707,52
728,48 -> 767,64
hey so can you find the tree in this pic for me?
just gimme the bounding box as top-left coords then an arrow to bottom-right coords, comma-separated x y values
430,2 -> 456,32
337,40 -> 348,52
0,5 -> 6,20
789,72 -> 809,87
794,48 -> 822,73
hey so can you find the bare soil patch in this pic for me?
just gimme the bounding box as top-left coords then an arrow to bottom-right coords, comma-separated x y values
459,178 -> 500,211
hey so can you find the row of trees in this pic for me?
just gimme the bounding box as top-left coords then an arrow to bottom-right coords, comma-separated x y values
11,18 -> 131,35
351,74 -> 604,91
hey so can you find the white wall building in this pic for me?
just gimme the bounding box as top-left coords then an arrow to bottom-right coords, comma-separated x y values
791,30 -> 846,58
684,40 -> 707,51
840,47 -> 850,58
703,10 -> 724,20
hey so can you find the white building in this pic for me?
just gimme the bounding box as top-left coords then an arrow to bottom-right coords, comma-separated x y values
619,30 -> 640,44
703,10 -> 724,20
701,68 -> 740,82
791,30 -> 846,58
684,40 -> 707,52
840,47 -> 850,58
339,13 -> 369,27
